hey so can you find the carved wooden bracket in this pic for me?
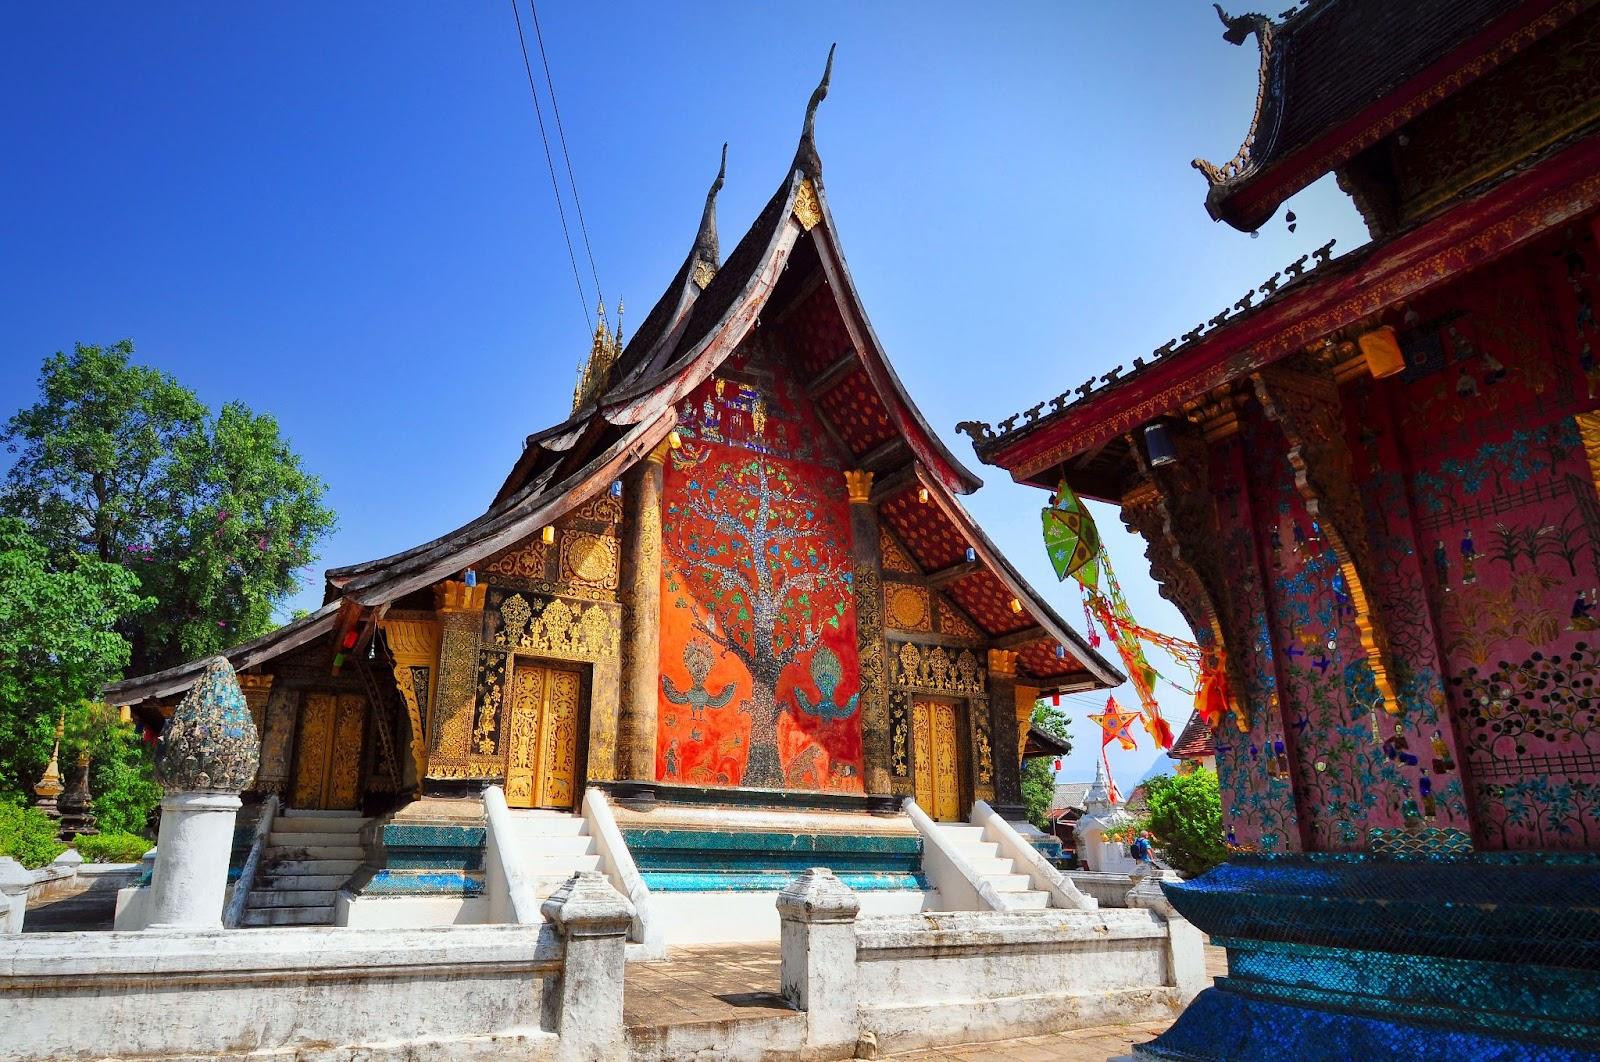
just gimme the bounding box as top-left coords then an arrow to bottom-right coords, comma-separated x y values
1121,425 -> 1251,731
1253,360 -> 1401,714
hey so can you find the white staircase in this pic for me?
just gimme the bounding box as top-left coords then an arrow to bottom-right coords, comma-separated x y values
241,809 -> 368,927
935,822 -> 1050,909
506,809 -> 605,908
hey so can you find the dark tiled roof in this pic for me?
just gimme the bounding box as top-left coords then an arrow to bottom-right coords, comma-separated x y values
1168,710 -> 1217,761
1198,0 -> 1522,228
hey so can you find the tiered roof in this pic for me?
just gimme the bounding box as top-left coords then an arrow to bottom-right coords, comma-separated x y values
107,50 -> 1120,707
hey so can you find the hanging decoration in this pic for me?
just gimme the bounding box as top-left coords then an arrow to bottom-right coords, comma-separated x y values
1088,695 -> 1140,751
1042,479 -> 1101,583
1102,748 -> 1122,805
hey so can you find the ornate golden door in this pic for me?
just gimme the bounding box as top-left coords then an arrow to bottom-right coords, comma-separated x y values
505,661 -> 581,809
291,692 -> 366,810
912,700 -> 962,821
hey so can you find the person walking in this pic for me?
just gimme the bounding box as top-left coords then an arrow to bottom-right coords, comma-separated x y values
1130,831 -> 1151,864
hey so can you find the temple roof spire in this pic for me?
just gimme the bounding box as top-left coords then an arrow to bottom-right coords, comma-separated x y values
795,44 -> 835,176
693,143 -> 728,272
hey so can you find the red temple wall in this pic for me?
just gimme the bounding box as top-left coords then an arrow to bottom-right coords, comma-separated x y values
656,342 -> 866,792
1212,218 -> 1600,852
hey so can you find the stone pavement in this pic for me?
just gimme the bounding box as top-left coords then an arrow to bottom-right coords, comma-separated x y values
23,881 -> 117,932
624,942 -> 1228,1058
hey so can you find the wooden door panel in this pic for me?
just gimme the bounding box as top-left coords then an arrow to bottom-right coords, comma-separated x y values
506,665 -> 544,809
536,669 -> 580,809
292,693 -> 335,809
912,702 -> 934,813
327,694 -> 366,811
931,702 -> 961,822
291,692 -> 366,810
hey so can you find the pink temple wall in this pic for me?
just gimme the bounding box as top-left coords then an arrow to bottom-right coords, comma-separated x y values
1212,219 -> 1600,853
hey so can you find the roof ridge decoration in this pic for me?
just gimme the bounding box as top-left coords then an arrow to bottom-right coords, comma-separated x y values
1192,5 -> 1283,209
794,43 -> 836,177
957,238 -> 1338,450
571,298 -> 623,411
692,143 -> 729,289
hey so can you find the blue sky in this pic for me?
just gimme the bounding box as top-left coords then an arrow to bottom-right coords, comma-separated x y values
0,3 -> 1368,790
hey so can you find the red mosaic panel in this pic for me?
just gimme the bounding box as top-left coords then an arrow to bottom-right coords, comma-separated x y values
947,569 -> 1036,636
879,490 -> 969,572
1017,637 -> 1080,679
814,369 -> 897,456
783,283 -> 852,376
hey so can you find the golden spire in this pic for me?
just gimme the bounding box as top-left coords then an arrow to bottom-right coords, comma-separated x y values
572,299 -> 621,412
34,707 -> 65,802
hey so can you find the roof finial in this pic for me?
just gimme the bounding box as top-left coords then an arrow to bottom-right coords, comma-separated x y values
693,143 -> 728,269
802,44 -> 836,145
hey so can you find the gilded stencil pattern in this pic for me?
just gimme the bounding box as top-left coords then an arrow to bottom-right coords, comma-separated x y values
474,652 -> 508,755
496,592 -> 620,661
433,618 -> 481,762
970,694 -> 995,799
485,539 -> 551,583
574,491 -> 623,525
888,640 -> 985,696
888,689 -> 912,780
885,583 -> 932,632
936,596 -> 982,641
879,526 -> 920,574
505,666 -> 543,806
292,693 -> 334,809
561,530 -> 620,590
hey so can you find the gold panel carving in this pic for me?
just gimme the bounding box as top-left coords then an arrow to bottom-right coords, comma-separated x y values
291,694 -> 333,809
889,641 -> 985,696
561,530 -> 620,589
885,583 -> 932,633
497,593 -> 620,661
692,262 -> 716,290
574,490 -> 624,524
912,700 -> 962,821
505,662 -> 582,810
793,178 -> 822,231
970,694 -> 994,801
485,539 -> 551,583
505,665 -> 543,806
238,674 -> 274,736
291,692 -> 366,810
879,526 -> 920,574
936,595 -> 981,641
381,617 -> 440,786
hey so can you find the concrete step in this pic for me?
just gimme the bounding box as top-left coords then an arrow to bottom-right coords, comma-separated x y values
272,815 -> 369,833
267,840 -> 366,860
256,873 -> 349,891
1007,891 -> 1050,910
248,889 -> 338,908
955,841 -> 1001,861
514,835 -> 594,857
278,808 -> 367,819
509,813 -> 586,837
264,858 -> 363,877
937,824 -> 985,843
269,831 -> 366,849
241,905 -> 335,927
967,856 -> 1015,876
982,873 -> 1033,893
525,853 -> 602,873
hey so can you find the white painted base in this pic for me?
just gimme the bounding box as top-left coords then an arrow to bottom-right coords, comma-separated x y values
335,891 -> 490,928
651,889 -> 932,946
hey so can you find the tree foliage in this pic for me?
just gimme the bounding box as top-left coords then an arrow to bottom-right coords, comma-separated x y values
2,341 -> 337,674
1023,700 -> 1072,830
0,519 -> 147,802
0,801 -> 67,868
1139,768 -> 1227,877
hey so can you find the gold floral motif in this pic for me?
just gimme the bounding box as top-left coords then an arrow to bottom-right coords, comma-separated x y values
793,178 -> 822,231
936,596 -> 981,641
885,583 -> 932,632
574,490 -> 624,524
501,594 -> 533,646
561,530 -> 620,589
499,594 -> 620,661
889,640 -> 986,695
291,693 -> 333,809
970,695 -> 994,795
692,262 -> 716,290
485,539 -> 550,582
879,527 -> 920,574
432,615 -> 480,762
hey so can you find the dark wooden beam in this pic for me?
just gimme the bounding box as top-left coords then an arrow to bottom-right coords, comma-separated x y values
858,437 -> 909,473
927,560 -> 979,589
763,269 -> 827,330
869,465 -> 918,505
805,351 -> 858,398
993,624 -> 1046,650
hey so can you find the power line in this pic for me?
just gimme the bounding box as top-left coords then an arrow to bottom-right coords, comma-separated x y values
509,0 -> 591,333
526,0 -> 604,314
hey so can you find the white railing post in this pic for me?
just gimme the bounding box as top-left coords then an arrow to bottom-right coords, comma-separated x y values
0,858 -> 30,934
543,870 -> 635,1062
777,867 -> 863,1055
483,785 -> 541,924
970,799 -> 1097,911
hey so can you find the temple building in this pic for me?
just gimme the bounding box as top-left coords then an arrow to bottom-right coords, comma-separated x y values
962,1 -> 1600,1056
105,57 -> 1119,941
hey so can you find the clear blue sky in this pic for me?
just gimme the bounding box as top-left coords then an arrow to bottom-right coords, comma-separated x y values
0,2 -> 1368,791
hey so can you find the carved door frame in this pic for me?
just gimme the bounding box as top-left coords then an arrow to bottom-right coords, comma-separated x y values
290,691 -> 367,811
503,655 -> 590,811
911,695 -> 969,822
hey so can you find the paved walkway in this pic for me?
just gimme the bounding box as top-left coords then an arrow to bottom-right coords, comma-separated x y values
624,942 -> 1228,1058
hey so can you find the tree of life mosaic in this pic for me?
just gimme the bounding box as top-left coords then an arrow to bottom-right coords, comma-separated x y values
657,345 -> 864,791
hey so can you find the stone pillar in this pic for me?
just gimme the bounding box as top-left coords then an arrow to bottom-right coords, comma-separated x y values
846,470 -> 894,813
777,867 -> 862,1054
428,579 -> 487,780
542,870 -> 635,1062
147,657 -> 260,930
0,857 -> 30,934
618,441 -> 669,795
987,649 -> 1026,821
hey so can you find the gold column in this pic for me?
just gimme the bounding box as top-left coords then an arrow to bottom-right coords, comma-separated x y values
846,470 -> 894,808
428,579 -> 487,779
1015,683 -> 1039,765
618,441 -> 669,784
381,616 -> 442,791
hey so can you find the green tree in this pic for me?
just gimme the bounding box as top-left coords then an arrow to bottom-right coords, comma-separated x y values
2,341 -> 337,674
1022,700 -> 1072,830
0,519 -> 148,801
1139,768 -> 1227,877
65,701 -> 161,836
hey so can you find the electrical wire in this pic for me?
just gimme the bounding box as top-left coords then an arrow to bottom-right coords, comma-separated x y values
526,0 -> 604,313
509,0 -> 592,333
